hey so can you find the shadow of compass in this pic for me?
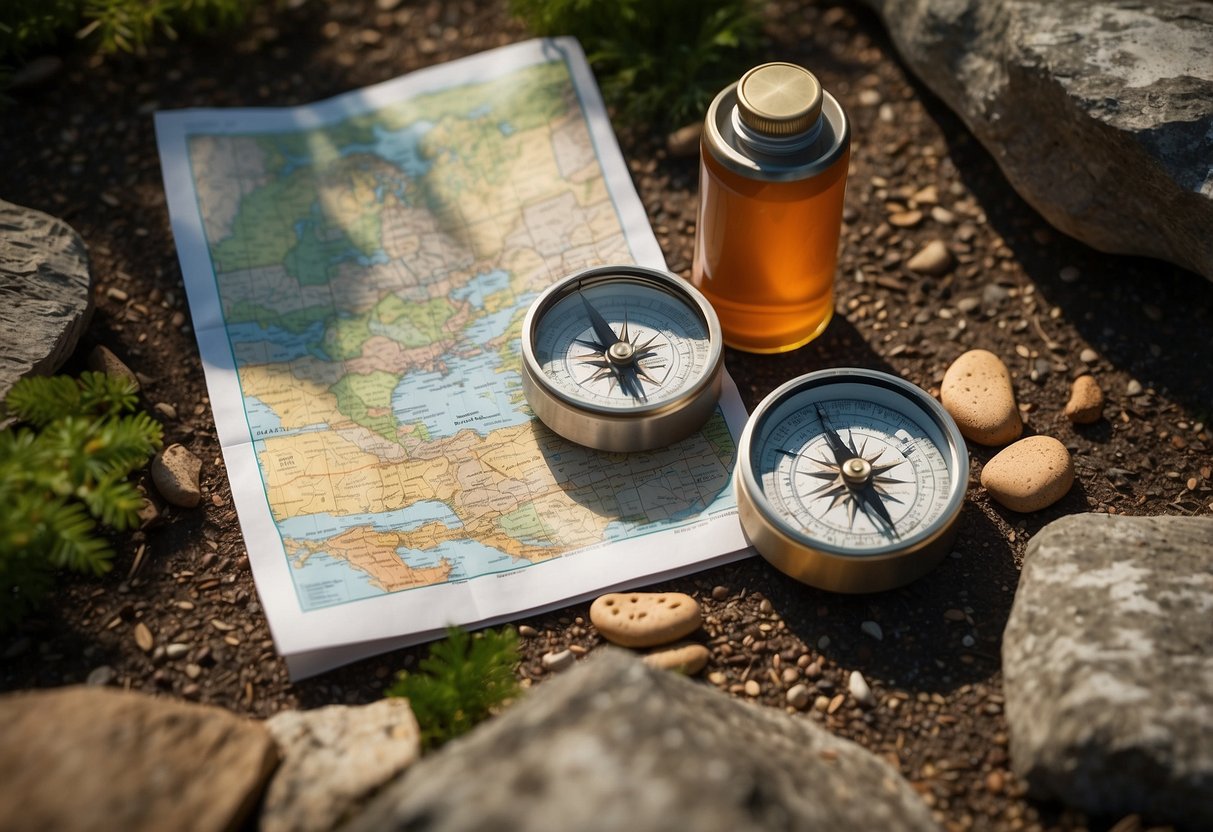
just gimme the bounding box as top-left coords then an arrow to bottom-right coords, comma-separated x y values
523,410 -> 737,527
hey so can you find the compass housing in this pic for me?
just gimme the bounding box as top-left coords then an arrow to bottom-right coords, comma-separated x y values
735,368 -> 969,593
521,265 -> 724,452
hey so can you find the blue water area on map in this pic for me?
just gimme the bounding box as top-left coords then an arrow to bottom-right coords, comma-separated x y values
228,320 -> 328,364
294,550 -> 385,606
340,121 -> 435,180
389,275 -> 534,439
354,251 -> 391,267
396,538 -> 526,578
278,501 -> 463,541
390,354 -> 527,440
451,269 -> 511,309
243,395 -> 283,432
463,304 -> 527,346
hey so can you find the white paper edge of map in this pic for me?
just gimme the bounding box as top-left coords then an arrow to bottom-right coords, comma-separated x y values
154,37 -> 753,679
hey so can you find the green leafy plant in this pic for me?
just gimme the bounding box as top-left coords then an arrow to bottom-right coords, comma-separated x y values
0,371 -> 163,629
511,0 -> 761,130
386,626 -> 522,749
1,0 -> 259,65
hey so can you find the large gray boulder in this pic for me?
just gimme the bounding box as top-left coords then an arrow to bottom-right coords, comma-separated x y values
1003,513 -> 1213,829
342,648 -> 939,832
0,200 -> 93,411
0,685 -> 279,832
857,0 -> 1213,282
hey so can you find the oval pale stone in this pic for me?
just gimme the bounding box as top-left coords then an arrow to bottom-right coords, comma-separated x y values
590,592 -> 702,648
980,435 -> 1074,513
941,349 -> 1023,445
641,642 -> 710,675
1063,374 -> 1104,424
151,443 -> 203,508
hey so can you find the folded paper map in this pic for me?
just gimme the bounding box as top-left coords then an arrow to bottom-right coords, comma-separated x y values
155,38 -> 750,679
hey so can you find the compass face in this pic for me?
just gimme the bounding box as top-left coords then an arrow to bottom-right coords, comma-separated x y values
521,266 -> 724,453
736,370 -> 968,584
532,279 -> 713,410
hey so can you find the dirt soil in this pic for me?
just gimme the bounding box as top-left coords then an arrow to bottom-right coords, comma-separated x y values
2,2 -> 1211,830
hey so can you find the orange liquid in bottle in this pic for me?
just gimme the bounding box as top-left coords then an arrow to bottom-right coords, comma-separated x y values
692,142 -> 849,354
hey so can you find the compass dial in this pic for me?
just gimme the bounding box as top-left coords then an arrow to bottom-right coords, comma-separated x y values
736,368 -> 968,593
533,280 -> 711,409
521,265 -> 724,452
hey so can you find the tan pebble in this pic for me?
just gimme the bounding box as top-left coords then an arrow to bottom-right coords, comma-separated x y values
541,649 -> 575,673
151,444 -> 202,508
708,671 -> 727,686
849,670 -> 874,706
786,683 -> 811,710
133,622 -> 154,653
906,240 -> 954,275
814,695 -> 831,713
940,349 -> 1023,445
744,679 -> 761,697
1063,374 -> 1104,424
912,185 -> 939,205
641,642 -> 709,675
517,624 -> 538,638
888,210 -> 922,228
827,693 -> 845,714
981,435 -> 1074,513
589,591 -> 701,648
87,345 -> 140,390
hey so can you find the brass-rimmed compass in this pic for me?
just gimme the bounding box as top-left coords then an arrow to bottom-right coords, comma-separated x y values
735,368 -> 968,592
520,265 -> 724,452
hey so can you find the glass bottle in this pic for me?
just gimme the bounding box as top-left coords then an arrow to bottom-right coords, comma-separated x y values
691,62 -> 850,353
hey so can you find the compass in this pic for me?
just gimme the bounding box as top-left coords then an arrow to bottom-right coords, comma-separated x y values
735,368 -> 968,593
520,265 -> 724,452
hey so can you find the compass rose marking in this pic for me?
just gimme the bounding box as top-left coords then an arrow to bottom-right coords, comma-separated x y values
571,292 -> 672,404
781,431 -> 907,540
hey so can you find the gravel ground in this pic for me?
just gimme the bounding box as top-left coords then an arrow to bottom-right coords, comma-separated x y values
2,2 -> 1210,831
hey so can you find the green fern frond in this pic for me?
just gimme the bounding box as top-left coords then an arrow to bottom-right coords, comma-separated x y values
77,475 -> 144,531
77,370 -> 140,417
1,369 -> 159,629
5,375 -> 82,427
82,411 -> 164,479
386,626 -> 521,749
47,500 -> 114,574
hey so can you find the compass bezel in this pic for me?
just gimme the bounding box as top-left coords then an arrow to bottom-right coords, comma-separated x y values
521,264 -> 724,452
735,367 -> 969,592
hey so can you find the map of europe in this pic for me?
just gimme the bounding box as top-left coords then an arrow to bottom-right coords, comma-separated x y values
183,51 -> 739,613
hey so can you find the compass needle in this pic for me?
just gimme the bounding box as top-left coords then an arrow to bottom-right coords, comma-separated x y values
578,289 -> 622,348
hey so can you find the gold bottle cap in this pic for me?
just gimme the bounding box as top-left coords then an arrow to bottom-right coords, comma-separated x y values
736,62 -> 822,137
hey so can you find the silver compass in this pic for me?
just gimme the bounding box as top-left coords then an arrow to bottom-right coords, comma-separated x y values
735,368 -> 968,593
521,265 -> 724,452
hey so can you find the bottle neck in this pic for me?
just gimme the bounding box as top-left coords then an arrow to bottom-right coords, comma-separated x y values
730,105 -> 823,156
